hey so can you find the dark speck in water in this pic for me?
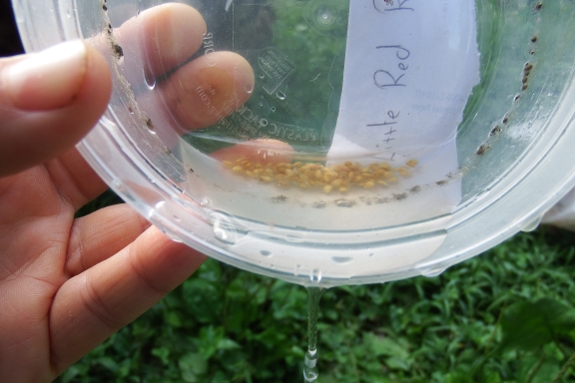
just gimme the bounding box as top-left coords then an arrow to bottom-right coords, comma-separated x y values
272,195 -> 288,203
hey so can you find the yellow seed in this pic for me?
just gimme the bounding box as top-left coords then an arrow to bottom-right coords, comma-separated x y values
323,185 -> 333,194
364,181 -> 375,189
223,161 -> 234,167
339,187 -> 348,193
315,170 -> 323,179
384,171 -> 395,180
388,177 -> 398,183
406,159 -> 419,167
344,161 -> 353,167
260,176 -> 272,182
331,179 -> 343,188
398,166 -> 410,176
380,162 -> 392,171
293,162 -> 303,168
232,166 -> 244,174
377,180 -> 388,186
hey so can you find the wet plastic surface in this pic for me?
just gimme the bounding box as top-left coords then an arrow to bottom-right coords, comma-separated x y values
13,0 -> 575,286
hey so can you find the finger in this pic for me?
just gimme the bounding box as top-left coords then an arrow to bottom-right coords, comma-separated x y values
45,148 -> 109,211
49,226 -> 207,373
0,41 -> 112,177
65,204 -> 151,276
114,3 -> 207,78
211,138 -> 295,165
160,51 -> 255,131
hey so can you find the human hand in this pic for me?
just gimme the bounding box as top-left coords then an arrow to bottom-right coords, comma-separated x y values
0,3 -> 256,382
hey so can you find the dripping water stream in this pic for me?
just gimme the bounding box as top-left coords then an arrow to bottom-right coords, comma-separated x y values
303,287 -> 324,382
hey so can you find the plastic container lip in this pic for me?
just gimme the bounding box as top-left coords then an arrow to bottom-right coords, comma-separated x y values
13,0 -> 575,286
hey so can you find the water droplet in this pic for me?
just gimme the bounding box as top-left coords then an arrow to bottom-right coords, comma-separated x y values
144,71 -> 156,90
270,106 -> 276,112
200,198 -> 210,207
294,264 -> 301,276
315,6 -> 336,27
206,53 -> 218,67
520,215 -> 542,232
244,84 -> 253,94
163,230 -> 183,243
421,267 -> 446,278
275,91 -> 286,100
285,235 -> 304,243
310,269 -> 322,284
259,119 -> 268,127
260,250 -> 272,257
332,256 -> 353,264
173,215 -> 181,222
212,213 -> 239,244
303,349 -> 319,382
259,73 -> 265,79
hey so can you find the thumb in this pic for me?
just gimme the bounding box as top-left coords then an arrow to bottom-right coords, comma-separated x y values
0,40 -> 111,177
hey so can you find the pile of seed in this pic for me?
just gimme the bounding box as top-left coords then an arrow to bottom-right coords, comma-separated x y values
223,158 -> 419,194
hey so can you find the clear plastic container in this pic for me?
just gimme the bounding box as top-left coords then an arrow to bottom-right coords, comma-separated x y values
13,0 -> 575,286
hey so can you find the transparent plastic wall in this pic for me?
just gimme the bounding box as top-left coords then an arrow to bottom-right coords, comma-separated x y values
13,0 -> 575,286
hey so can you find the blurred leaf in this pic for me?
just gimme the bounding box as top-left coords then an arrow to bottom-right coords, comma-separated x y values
365,333 -> 410,359
151,346 -> 170,365
500,298 -> 575,352
178,352 -> 207,383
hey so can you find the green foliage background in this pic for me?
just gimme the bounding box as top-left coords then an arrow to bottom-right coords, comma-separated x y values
59,191 -> 575,383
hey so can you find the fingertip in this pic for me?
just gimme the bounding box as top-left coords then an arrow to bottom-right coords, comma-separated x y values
211,139 -> 295,165
2,40 -> 88,111
165,51 -> 255,130
0,41 -> 112,177
140,3 -> 207,76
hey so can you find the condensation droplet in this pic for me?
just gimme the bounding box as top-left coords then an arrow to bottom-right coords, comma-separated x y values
421,267 -> 446,278
200,198 -> 210,207
294,264 -> 301,276
332,256 -> 353,264
310,269 -> 322,284
315,6 -> 336,27
270,106 -> 276,112
276,91 -> 287,100
244,84 -> 253,94
260,250 -> 272,257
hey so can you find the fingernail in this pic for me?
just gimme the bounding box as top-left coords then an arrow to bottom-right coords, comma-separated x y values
4,40 -> 88,110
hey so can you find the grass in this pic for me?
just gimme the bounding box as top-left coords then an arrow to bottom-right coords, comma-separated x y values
55,190 -> 575,383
